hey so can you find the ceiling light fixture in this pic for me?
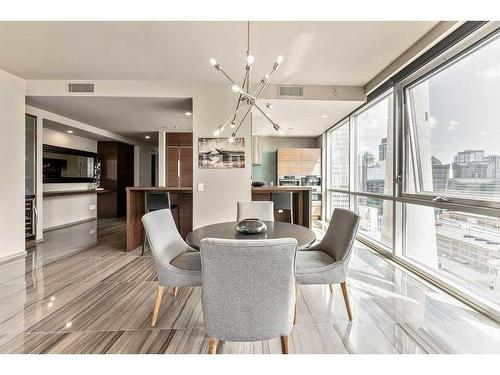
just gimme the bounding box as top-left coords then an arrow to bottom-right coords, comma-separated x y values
266,103 -> 273,109
321,115 -> 329,118
66,130 -> 74,134
185,111 -> 192,116
145,135 -> 150,139
210,21 -> 284,139
174,125 -> 181,129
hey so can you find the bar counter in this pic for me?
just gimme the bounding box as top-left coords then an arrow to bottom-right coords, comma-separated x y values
126,187 -> 192,251
251,186 -> 312,228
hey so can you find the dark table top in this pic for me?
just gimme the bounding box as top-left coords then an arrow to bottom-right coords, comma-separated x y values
186,221 -> 316,250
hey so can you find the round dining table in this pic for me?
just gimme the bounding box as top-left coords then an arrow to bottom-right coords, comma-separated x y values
186,221 -> 316,250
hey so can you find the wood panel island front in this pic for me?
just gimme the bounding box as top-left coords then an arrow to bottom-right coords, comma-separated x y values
126,187 -> 192,251
251,186 -> 312,229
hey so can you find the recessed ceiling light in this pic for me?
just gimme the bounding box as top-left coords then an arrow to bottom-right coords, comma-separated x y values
145,135 -> 150,139
185,111 -> 192,116
66,130 -> 74,134
174,125 -> 181,129
321,115 -> 329,118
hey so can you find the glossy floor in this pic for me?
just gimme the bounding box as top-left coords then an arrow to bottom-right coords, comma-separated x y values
0,218 -> 499,353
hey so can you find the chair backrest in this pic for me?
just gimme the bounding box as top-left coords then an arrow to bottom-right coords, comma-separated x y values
200,238 -> 297,342
320,208 -> 360,262
237,201 -> 274,221
271,192 -> 293,210
141,209 -> 186,266
146,191 -> 171,212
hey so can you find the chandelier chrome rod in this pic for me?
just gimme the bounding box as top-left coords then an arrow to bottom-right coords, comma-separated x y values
253,102 -> 280,130
215,103 -> 248,134
213,64 -> 237,85
230,105 -> 253,139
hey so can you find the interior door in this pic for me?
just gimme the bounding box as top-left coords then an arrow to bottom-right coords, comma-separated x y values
166,147 -> 180,187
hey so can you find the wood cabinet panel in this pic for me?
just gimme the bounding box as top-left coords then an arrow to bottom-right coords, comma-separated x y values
166,147 -> 180,187
301,148 -> 321,161
278,160 -> 301,177
277,148 -> 301,161
179,133 -> 193,146
301,159 -> 321,176
166,133 -> 180,146
179,147 -> 193,187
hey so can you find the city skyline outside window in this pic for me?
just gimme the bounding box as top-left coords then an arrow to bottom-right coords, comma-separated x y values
353,93 -> 393,195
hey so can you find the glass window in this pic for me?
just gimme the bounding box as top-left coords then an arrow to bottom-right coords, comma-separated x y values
404,204 -> 500,306
326,192 -> 349,221
405,33 -> 500,202
326,121 -> 349,191
355,196 -> 392,248
353,93 -> 394,195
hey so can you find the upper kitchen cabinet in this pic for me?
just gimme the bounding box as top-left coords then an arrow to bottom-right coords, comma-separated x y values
277,148 -> 321,177
166,132 -> 193,188
300,148 -> 321,176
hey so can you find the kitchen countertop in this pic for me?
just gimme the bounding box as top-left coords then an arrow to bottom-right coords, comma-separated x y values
126,186 -> 193,192
251,186 -> 312,192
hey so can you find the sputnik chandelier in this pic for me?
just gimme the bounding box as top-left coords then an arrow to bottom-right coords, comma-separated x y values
210,22 -> 284,142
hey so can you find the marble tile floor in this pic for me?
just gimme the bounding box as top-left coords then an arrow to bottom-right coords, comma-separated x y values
0,218 -> 499,354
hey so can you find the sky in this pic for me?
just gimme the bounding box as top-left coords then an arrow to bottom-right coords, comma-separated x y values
424,33 -> 500,164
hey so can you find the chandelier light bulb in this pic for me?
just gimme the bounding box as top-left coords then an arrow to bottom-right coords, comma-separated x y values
276,55 -> 284,64
210,58 -> 217,66
246,55 -> 255,65
231,84 -> 241,93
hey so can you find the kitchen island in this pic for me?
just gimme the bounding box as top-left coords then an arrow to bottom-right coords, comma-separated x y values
126,187 -> 192,251
251,186 -> 312,228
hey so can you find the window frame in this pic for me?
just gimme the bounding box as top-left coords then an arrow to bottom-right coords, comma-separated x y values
324,22 -> 500,321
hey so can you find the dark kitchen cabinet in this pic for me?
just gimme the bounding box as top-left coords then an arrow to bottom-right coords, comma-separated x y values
166,133 -> 193,188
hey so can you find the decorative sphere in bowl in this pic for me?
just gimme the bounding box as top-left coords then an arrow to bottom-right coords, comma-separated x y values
235,218 -> 267,234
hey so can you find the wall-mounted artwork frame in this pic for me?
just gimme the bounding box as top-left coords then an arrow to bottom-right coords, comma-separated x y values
198,137 -> 245,169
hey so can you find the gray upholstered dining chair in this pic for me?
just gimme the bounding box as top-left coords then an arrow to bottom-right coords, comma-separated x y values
200,238 -> 298,354
141,209 -> 201,327
237,201 -> 274,221
295,208 -> 360,321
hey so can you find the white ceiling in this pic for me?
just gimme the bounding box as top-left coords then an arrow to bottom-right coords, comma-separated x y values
26,96 -> 192,144
0,21 -> 439,85
252,99 -> 363,137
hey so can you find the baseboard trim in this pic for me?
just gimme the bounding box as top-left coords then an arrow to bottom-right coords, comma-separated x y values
0,250 -> 27,265
43,217 -> 97,232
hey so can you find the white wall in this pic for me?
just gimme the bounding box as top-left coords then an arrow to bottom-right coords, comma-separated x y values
134,144 -> 157,187
0,70 -> 25,261
42,127 -> 98,230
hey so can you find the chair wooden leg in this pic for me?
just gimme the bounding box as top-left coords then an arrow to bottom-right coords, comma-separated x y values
151,286 -> 165,327
172,287 -> 178,297
340,281 -> 353,321
280,336 -> 289,354
329,284 -> 334,294
208,337 -> 218,354
294,286 -> 299,324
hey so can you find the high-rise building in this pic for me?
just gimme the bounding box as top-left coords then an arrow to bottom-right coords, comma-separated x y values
379,137 -> 387,161
431,156 -> 450,192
